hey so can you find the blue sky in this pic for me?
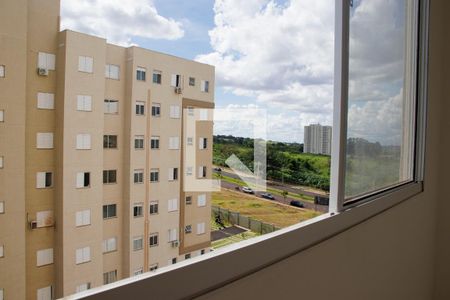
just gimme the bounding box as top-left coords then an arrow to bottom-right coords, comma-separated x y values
61,0 -> 406,145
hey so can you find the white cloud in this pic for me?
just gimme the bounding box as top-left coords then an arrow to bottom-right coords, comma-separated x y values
196,0 -> 335,116
61,0 -> 184,46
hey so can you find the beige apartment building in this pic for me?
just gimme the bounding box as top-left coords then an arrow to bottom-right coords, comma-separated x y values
0,0 -> 214,299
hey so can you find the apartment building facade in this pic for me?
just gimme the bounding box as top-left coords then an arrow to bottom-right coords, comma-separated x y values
304,124 -> 332,155
0,0 -> 214,299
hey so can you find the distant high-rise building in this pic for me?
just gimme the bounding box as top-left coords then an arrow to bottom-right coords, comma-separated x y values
304,124 -> 332,155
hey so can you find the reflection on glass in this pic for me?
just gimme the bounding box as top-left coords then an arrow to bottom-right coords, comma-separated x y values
345,0 -> 417,199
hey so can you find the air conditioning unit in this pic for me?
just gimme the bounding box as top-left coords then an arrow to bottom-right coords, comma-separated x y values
171,240 -> 179,247
37,68 -> 49,76
29,220 -> 38,230
174,87 -> 182,94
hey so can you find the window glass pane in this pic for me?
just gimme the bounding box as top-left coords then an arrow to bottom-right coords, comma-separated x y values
345,0 -> 417,199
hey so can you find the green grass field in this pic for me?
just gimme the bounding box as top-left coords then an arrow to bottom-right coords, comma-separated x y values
212,188 -> 322,228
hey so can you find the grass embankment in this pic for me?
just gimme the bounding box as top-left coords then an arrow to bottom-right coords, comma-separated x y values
212,188 -> 322,228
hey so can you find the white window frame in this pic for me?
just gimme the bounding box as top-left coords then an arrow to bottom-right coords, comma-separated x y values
168,228 -> 177,242
78,56 -> 93,73
133,203 -> 144,218
135,101 -> 145,116
75,1 -> 429,299
104,99 -> 119,114
76,210 -> 91,227
169,137 -> 180,150
36,172 -> 52,189
36,248 -> 53,267
37,92 -> 55,110
168,198 -> 178,212
105,64 -> 120,80
0,110 -> 4,122
169,105 -> 180,118
37,52 -> 56,70
76,172 -> 90,188
75,246 -> 91,264
76,283 -> 91,293
102,237 -> 117,253
196,222 -> 205,235
197,194 -> 206,207
37,286 -> 53,300
0,201 -> 4,214
133,236 -> 143,251
76,134 -> 91,150
134,169 -> 144,184
0,245 -> 3,258
36,133 -> 54,149
77,95 -> 92,112
0,65 -> 5,77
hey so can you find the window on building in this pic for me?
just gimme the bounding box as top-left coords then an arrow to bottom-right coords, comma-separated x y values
0,65 -> 4,77
36,133 -> 54,149
134,268 -> 144,276
168,228 -> 177,242
76,95 -> 92,112
37,92 -> 55,110
149,233 -> 158,247
149,264 -> 158,272
151,136 -> 160,149
189,77 -> 195,86
169,137 -> 179,150
133,236 -> 143,251
169,105 -> 180,118
168,168 -> 178,181
201,80 -> 209,92
135,135 -> 144,149
0,202 -> 4,214
76,283 -> 91,293
168,199 -> 178,212
187,106 -> 194,116
76,172 -> 90,188
197,194 -> 206,207
187,137 -> 193,146
103,135 -> 118,149
37,52 -> 56,70
150,169 -> 159,182
199,108 -> 208,120
36,248 -> 53,267
105,64 -> 120,80
135,101 -> 145,115
199,137 -> 207,149
171,74 -> 182,87
75,247 -> 91,264
185,196 -> 192,205
104,99 -> 118,114
36,286 -> 52,300
185,225 -> 192,234
78,56 -> 93,73
103,170 -> 117,184
153,70 -> 162,84
103,204 -> 117,219
185,253 -> 191,259
149,201 -> 158,215
186,167 -> 193,176
151,103 -> 161,117
0,245 -> 3,258
36,172 -> 52,189
76,134 -> 91,150
102,237 -> 117,253
171,258 -> 177,265
201,249 -> 206,255
198,166 -> 207,178
0,110 -> 4,122
133,203 -> 143,218
75,210 -> 91,227
197,222 -> 206,235
134,169 -> 144,184
103,270 -> 118,285
136,67 -> 146,81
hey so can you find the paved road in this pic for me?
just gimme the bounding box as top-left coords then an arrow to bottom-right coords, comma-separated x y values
219,179 -> 328,213
216,170 -> 329,199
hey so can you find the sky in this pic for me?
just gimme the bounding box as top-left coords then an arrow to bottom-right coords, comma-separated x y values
60,0 -> 406,145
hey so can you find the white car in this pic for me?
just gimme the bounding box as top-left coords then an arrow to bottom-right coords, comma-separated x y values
242,186 -> 254,194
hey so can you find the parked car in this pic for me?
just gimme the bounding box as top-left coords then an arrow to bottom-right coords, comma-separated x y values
290,200 -> 304,208
242,186 -> 254,194
261,193 -> 275,200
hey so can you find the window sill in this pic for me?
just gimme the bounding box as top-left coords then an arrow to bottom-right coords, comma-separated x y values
68,181 -> 422,300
